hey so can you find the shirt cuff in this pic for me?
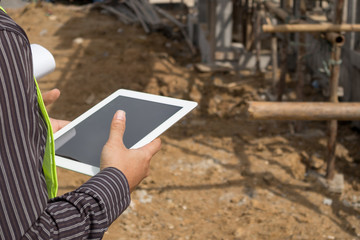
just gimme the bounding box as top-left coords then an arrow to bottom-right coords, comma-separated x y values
76,167 -> 131,224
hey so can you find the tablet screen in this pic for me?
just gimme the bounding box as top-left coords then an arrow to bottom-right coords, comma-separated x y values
55,95 -> 182,167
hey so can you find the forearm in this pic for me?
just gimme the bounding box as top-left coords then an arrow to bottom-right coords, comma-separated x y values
23,168 -> 131,239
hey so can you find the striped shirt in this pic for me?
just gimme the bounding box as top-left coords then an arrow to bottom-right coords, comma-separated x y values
0,10 -> 130,239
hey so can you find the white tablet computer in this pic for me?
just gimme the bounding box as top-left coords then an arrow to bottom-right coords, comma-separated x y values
54,89 -> 197,176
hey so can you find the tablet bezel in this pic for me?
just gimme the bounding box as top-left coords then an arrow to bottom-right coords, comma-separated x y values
54,89 -> 197,176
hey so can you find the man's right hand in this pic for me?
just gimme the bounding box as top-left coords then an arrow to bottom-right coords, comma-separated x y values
100,110 -> 162,192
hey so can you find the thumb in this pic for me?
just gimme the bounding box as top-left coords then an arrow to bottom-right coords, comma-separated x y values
107,110 -> 126,146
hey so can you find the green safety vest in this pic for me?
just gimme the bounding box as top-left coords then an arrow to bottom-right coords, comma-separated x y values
1,6 -> 58,198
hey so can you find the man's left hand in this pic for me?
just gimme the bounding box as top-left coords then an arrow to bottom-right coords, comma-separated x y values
42,88 -> 70,133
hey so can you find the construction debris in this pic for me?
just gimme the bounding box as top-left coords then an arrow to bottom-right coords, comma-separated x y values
94,0 -> 195,54
95,0 -> 162,31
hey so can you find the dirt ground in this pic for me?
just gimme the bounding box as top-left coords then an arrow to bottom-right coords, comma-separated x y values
6,3 -> 360,239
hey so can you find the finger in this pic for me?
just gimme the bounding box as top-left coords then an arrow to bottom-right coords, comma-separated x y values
141,138 -> 162,158
57,119 -> 70,129
49,118 -> 70,133
107,110 -> 126,147
42,89 -> 60,106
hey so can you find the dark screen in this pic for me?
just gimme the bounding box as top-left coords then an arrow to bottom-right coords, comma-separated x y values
55,95 -> 182,167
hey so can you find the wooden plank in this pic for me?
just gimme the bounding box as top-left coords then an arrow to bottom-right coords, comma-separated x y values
263,23 -> 360,33
326,32 -> 345,46
326,0 -> 345,180
277,34 -> 288,101
271,35 -> 278,88
246,102 -> 360,121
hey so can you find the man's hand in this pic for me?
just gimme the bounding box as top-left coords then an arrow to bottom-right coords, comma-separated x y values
42,88 -> 61,106
49,118 -> 70,133
42,88 -> 70,133
100,110 -> 162,192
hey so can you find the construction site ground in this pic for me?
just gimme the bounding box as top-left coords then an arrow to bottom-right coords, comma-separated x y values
7,3 -> 360,239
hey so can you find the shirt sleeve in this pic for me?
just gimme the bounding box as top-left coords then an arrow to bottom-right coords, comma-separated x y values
24,168 -> 131,240
0,12 -> 130,240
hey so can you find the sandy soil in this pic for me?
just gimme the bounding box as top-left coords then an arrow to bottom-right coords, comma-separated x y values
6,3 -> 360,239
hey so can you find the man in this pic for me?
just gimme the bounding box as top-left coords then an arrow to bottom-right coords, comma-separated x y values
0,4 -> 161,239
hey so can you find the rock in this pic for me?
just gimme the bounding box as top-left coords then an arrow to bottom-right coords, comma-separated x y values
325,236 -> 335,240
251,135 -> 288,145
256,143 -> 266,151
85,94 -> 95,105
323,198 -> 333,206
344,134 -> 358,141
300,151 -> 310,161
49,15 -> 57,21
185,63 -> 193,69
135,190 -> 153,204
283,152 -> 306,180
328,174 -> 344,194
189,84 -> 202,103
122,201 -> 136,215
285,91 -> 297,101
352,196 -> 360,209
310,154 -> 324,169
316,173 -> 345,194
263,172 -> 274,184
39,29 -> 47,36
234,227 -> 245,238
342,197 -> 360,209
237,198 -> 247,206
73,37 -> 84,45
342,199 -> 352,208
274,148 -> 283,156
294,129 -> 325,138
316,175 -> 329,189
190,119 -> 206,126
335,143 -> 352,162
138,35 -> 147,40
219,192 -> 236,203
